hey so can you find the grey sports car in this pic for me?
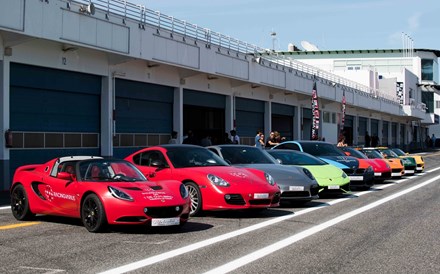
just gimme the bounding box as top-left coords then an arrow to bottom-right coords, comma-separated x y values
207,145 -> 320,203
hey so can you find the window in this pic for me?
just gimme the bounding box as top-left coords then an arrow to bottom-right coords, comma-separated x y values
323,111 -> 331,123
436,101 -> 440,109
421,59 -> 434,81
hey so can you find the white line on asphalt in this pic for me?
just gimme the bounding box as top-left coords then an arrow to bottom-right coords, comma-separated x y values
98,167 -> 438,274
203,172 -> 440,274
0,206 -> 9,210
20,266 -> 65,273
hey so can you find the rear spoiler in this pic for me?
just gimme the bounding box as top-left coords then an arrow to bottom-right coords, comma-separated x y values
14,164 -> 41,174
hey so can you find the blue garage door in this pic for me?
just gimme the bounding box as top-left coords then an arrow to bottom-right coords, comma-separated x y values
272,103 -> 295,141
235,98 -> 264,138
9,63 -> 101,178
114,79 -> 174,158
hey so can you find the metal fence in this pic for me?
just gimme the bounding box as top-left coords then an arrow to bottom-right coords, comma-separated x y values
70,0 -> 403,105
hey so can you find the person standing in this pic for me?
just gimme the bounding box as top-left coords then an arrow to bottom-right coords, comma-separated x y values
255,129 -> 263,147
183,130 -> 198,145
337,136 -> 347,147
200,133 -> 212,147
230,130 -> 240,144
365,131 -> 371,147
168,131 -> 178,144
265,131 -> 279,148
256,133 -> 265,149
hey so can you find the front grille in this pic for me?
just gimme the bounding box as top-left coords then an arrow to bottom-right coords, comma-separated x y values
392,168 -> 402,173
272,192 -> 281,204
342,168 -> 353,175
224,194 -> 246,205
310,186 -> 320,196
249,199 -> 271,205
116,216 -> 147,222
144,206 -> 183,218
378,172 -> 391,178
355,168 -> 365,174
281,191 -> 311,198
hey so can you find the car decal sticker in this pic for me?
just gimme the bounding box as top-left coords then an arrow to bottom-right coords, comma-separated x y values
142,191 -> 174,201
44,185 -> 76,202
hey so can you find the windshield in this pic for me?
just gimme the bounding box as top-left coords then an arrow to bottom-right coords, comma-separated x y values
341,147 -> 368,159
268,150 -> 327,166
166,146 -> 229,168
300,142 -> 346,157
219,146 -> 278,165
79,159 -> 147,182
392,148 -> 405,156
379,149 -> 399,158
362,149 -> 384,159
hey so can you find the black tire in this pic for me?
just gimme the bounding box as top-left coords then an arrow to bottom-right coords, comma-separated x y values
10,184 -> 35,221
185,182 -> 202,217
81,194 -> 107,233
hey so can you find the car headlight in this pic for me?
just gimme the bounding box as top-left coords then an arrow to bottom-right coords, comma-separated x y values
402,158 -> 410,165
302,168 -> 315,181
420,157 -> 424,162
265,172 -> 275,186
342,172 -> 347,179
108,186 -> 133,202
385,162 -> 390,169
180,184 -> 189,199
207,174 -> 230,187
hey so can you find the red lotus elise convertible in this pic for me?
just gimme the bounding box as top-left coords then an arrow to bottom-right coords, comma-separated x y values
10,156 -> 191,232
124,145 -> 281,216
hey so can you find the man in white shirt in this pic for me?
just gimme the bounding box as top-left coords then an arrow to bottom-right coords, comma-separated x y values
230,130 -> 240,144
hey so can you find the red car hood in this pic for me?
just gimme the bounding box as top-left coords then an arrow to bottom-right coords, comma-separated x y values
103,180 -> 187,204
172,166 -> 274,188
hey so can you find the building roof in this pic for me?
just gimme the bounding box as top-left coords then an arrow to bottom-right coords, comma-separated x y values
270,48 -> 440,58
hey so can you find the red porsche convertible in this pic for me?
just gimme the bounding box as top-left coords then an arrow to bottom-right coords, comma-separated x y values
124,145 -> 281,216
10,156 -> 191,232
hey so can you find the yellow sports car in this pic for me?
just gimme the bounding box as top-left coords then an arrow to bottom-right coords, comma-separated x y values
391,148 -> 424,173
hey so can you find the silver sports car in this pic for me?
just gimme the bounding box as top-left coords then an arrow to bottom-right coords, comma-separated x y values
207,145 -> 320,204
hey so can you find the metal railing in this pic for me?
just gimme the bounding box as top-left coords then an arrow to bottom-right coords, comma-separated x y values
69,0 -> 401,105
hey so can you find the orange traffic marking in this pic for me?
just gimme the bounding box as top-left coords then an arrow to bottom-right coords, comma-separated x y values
0,222 -> 40,230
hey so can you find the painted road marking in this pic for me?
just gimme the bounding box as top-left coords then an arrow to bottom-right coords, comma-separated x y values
0,222 -> 40,230
98,167 -> 439,274
203,172 -> 440,274
20,266 -> 65,273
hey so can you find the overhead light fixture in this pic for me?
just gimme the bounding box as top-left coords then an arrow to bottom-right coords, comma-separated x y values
79,2 -> 95,15
62,45 -> 78,52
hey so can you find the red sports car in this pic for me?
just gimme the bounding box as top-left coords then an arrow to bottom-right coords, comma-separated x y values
10,156 -> 190,232
339,147 -> 392,181
124,145 -> 281,216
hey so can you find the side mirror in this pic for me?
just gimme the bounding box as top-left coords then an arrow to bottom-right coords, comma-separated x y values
58,172 -> 73,180
151,159 -> 166,170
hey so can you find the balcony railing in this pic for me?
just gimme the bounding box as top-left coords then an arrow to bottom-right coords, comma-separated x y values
69,0 -> 400,104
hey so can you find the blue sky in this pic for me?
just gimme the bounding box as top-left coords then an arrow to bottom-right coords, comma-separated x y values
137,0 -> 440,52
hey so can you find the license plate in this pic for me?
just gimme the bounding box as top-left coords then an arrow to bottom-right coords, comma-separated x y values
328,185 -> 340,189
254,193 -> 269,199
374,172 -> 382,176
289,186 -> 304,191
349,176 -> 363,181
391,172 -> 402,176
151,217 -> 180,226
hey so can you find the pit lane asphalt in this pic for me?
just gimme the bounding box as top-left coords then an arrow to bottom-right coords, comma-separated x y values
1,152 -> 439,274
